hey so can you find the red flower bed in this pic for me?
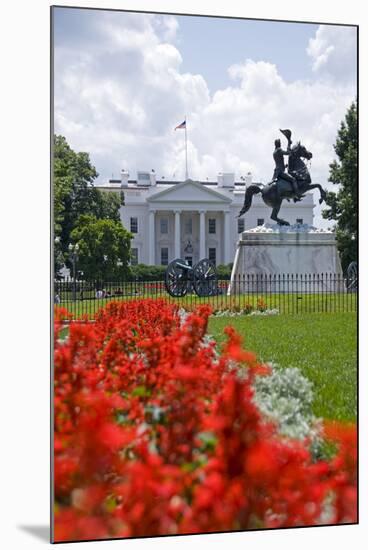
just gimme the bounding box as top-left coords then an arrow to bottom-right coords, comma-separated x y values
54,299 -> 357,542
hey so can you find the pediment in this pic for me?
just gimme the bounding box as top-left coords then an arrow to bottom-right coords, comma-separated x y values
147,179 -> 231,203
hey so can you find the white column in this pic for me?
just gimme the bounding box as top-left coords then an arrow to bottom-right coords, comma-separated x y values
199,210 -> 206,259
174,210 -> 181,258
148,210 -> 155,265
223,210 -> 231,264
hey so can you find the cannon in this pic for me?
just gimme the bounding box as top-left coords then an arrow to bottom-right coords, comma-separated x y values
164,258 -> 218,297
346,261 -> 358,293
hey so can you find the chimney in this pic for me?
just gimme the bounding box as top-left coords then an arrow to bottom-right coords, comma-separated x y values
217,172 -> 234,188
137,171 -> 151,186
149,170 -> 156,186
121,169 -> 129,187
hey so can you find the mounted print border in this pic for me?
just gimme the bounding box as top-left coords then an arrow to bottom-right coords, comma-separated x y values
51,4 -> 358,544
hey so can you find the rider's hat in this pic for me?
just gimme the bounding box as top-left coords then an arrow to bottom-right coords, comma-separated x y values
279,128 -> 292,141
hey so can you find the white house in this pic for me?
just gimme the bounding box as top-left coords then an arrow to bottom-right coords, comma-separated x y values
98,170 -> 315,266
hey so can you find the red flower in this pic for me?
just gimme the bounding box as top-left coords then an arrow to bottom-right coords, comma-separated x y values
54,298 -> 357,541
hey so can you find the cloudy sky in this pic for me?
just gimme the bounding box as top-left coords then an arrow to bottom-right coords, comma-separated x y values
53,8 -> 357,224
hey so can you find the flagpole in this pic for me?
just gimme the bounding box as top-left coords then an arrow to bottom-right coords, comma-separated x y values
184,116 -> 188,180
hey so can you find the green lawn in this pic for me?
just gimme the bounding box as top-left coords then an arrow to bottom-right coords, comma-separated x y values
208,312 -> 357,422
57,291 -> 357,319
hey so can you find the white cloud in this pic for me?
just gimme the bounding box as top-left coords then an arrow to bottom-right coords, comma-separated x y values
54,14 -> 356,226
152,14 -> 179,42
307,25 -> 357,82
55,12 -> 209,178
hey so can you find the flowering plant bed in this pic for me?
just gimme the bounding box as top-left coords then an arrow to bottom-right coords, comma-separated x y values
54,299 -> 357,542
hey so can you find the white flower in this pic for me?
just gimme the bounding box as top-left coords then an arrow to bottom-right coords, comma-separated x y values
250,308 -> 279,316
253,365 -> 323,455
212,308 -> 279,318
177,308 -> 190,325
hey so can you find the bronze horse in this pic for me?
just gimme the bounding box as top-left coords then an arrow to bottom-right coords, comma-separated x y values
238,142 -> 327,226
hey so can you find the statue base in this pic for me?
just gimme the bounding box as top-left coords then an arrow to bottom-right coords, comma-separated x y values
228,224 -> 343,294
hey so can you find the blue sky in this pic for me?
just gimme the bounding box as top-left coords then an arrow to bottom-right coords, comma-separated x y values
53,8 -> 357,224
176,15 -> 320,90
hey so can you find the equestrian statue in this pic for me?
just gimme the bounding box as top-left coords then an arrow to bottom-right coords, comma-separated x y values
238,129 -> 327,226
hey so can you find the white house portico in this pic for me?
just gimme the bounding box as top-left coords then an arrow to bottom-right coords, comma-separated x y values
98,171 -> 315,266
145,180 -> 233,265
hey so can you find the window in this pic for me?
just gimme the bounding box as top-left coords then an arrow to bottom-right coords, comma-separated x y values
160,218 -> 168,234
131,248 -> 138,266
296,218 -> 303,225
137,172 -> 150,185
209,247 -> 217,265
138,172 -> 150,181
184,217 -> 192,234
238,218 -> 245,233
161,247 -> 169,266
130,217 -> 138,233
208,218 -> 216,234
257,218 -> 264,226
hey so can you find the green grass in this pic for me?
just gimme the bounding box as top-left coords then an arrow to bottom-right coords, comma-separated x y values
208,312 -> 357,422
57,291 -> 357,319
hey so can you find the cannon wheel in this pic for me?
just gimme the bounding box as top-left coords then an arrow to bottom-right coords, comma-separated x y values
164,258 -> 190,297
193,258 -> 218,297
346,261 -> 358,293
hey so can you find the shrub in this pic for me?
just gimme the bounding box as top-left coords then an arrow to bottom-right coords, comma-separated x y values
54,299 -> 357,541
243,303 -> 254,314
215,263 -> 233,280
128,264 -> 167,281
257,298 -> 267,312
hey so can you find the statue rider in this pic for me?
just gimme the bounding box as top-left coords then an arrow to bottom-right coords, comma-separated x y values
272,130 -> 301,199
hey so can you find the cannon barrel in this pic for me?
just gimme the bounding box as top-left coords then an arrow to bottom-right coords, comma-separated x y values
175,261 -> 193,271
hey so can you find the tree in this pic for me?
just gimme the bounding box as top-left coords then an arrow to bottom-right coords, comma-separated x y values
70,215 -> 132,282
54,134 -> 98,243
89,189 -> 122,222
54,135 -> 124,275
323,101 -> 357,272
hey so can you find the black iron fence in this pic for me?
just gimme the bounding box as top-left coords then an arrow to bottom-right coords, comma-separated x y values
54,273 -> 357,319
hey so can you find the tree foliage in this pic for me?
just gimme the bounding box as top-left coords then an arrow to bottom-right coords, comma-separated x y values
70,215 -> 132,282
53,135 -> 125,276
322,101 -> 357,272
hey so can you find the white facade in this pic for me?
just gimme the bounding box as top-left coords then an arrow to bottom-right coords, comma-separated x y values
99,172 -> 315,266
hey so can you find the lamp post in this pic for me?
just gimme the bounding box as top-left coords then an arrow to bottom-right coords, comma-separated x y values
68,243 -> 79,302
54,236 -> 61,302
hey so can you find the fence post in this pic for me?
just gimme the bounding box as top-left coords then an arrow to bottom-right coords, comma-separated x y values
329,273 -> 332,313
246,273 -> 250,310
324,273 -> 328,312
296,273 -> 299,314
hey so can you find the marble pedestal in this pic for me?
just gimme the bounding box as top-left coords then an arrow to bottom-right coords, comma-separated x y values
228,224 -> 343,294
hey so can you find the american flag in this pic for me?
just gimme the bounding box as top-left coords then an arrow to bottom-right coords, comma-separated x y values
174,120 -> 186,130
